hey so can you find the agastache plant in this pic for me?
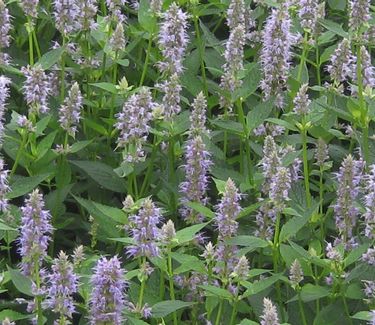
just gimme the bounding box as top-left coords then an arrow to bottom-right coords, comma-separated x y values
0,158 -> 10,216
0,0 -> 11,65
53,0 -> 80,35
298,0 -> 319,32
21,64 -> 51,115
44,251 -> 78,323
260,298 -> 280,325
77,0 -> 98,31
327,38 -> 354,85
348,0 -> 370,33
89,256 -> 127,325
20,0 -> 39,19
260,1 -> 294,108
0,76 -> 10,144
333,155 -> 364,250
363,164 -> 375,239
227,0 -> 245,31
58,82 -> 83,138
115,88 -> 154,162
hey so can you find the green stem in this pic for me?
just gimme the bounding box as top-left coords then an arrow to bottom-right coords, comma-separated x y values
138,257 -> 146,308
229,297 -> 238,325
27,18 -> 34,65
302,126 -> 311,207
32,29 -> 41,60
35,263 -> 43,325
140,140 -> 157,196
297,32 -> 309,83
167,246 -> 178,325
10,131 -> 27,177
60,37 -> 66,102
168,133 -> 177,213
342,297 -> 353,325
159,270 -> 165,300
315,37 -> 321,86
139,33 -> 153,86
215,299 -> 224,325
193,14 -> 208,97
298,291 -> 308,325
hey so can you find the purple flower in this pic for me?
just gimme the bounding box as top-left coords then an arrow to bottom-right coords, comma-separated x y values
362,247 -> 375,265
106,0 -> 126,22
190,92 -> 208,137
158,73 -> 182,119
157,3 -> 189,75
0,0 -> 12,50
227,0 -> 245,31
369,310 -> 375,325
315,138 -> 329,167
115,88 -> 154,162
298,0 -> 318,32
215,178 -> 241,240
53,0 -> 80,35
269,166 -> 291,210
0,76 -> 10,143
150,0 -> 162,14
363,164 -> 375,239
21,64 -> 51,115
333,155 -> 364,249
179,136 -> 212,224
77,0 -> 98,31
358,46 -> 375,89
260,1 -> 294,108
327,39 -> 354,84
289,259 -> 304,286
89,256 -> 127,325
255,200 -> 277,240
127,198 -> 162,258
109,23 -> 126,52
293,83 -> 311,115
219,24 -> 246,110
363,280 -> 375,298
0,158 -> 10,214
349,0 -> 370,32
18,189 -> 53,276
259,136 -> 281,194
260,298 -> 280,325
44,251 -> 78,320
231,255 -> 249,281
58,82 -> 83,138
20,0 -> 39,18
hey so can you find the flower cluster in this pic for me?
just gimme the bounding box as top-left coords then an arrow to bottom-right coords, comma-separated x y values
53,0 -> 80,35
89,256 -> 127,325
18,189 -> 53,276
327,39 -> 354,85
0,76 -> 10,144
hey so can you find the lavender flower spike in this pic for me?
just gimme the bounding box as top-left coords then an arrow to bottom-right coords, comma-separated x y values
179,135 -> 212,224
21,64 -> 51,115
260,1 -> 294,108
0,76 -> 10,144
260,298 -> 280,325
45,251 -> 78,321
58,82 -> 83,138
269,166 -> 291,211
77,0 -> 98,31
363,164 -> 375,239
358,46 -> 375,89
53,0 -> 80,35
349,0 -> 370,32
190,92 -> 208,137
109,23 -> 126,52
333,154 -> 364,249
20,0 -> 39,19
0,0 -> 12,51
215,178 -> 241,240
158,73 -> 182,119
157,3 -> 189,75
219,24 -> 246,111
293,83 -> 311,115
327,39 -> 354,84
0,158 -> 10,214
226,0 -> 245,31
298,0 -> 318,32
127,198 -> 162,258
89,256 -> 127,325
18,189 -> 53,276
115,87 -> 154,162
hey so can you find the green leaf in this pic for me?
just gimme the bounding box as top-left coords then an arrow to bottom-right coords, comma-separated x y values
38,46 -> 65,70
289,284 -> 329,303
70,160 -> 125,192
151,300 -> 195,318
7,267 -> 33,296
109,237 -> 134,245
70,140 -> 93,153
91,201 -> 127,223
175,222 -> 209,245
184,202 -> 215,219
318,19 -> 348,38
327,0 -> 346,11
0,310 -> 31,321
85,118 -> 108,136
243,273 -> 284,297
351,311 -> 373,321
238,320 -> 258,325
89,82 -> 117,94
226,236 -> 269,250
8,173 -> 52,199
0,222 -> 16,231
247,100 -> 273,131
199,285 -> 233,299
210,119 -> 243,134
138,0 -> 157,32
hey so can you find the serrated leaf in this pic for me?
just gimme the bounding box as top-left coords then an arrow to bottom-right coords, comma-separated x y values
185,202 -> 215,219
89,82 -> 117,94
7,267 -> 33,296
175,222 -> 209,245
151,300 -> 195,318
199,285 -> 233,299
38,47 -> 65,70
8,173 -> 52,199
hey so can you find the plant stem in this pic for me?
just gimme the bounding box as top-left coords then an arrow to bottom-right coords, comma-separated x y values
229,297 -> 238,325
193,14 -> 208,97
32,29 -> 41,60
215,299 -> 224,325
315,37 -> 321,86
302,125 -> 311,207
298,291 -> 308,325
167,246 -> 178,325
138,257 -> 146,308
10,131 -> 27,177
139,33 -> 153,86
27,17 -> 34,65
35,263 -> 43,325
297,32 -> 309,83
342,297 -> 353,325
60,37 -> 66,102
